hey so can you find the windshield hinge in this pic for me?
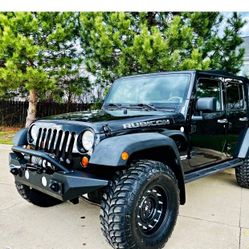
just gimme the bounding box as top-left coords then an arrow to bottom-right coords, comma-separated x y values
102,124 -> 112,137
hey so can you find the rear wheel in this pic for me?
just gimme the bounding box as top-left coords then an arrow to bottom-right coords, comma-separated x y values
100,160 -> 179,249
235,159 -> 249,188
16,183 -> 62,207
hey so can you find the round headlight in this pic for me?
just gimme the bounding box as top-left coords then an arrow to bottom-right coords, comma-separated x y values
82,130 -> 95,151
30,125 -> 39,142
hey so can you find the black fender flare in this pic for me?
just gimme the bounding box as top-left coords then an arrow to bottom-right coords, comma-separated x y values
90,132 -> 186,204
13,128 -> 28,146
160,129 -> 188,149
160,129 -> 187,141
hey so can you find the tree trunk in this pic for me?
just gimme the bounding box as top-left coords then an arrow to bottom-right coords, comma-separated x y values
67,91 -> 72,112
25,89 -> 38,127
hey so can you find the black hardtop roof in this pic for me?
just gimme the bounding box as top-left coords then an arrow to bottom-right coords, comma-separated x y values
195,70 -> 248,82
119,70 -> 248,82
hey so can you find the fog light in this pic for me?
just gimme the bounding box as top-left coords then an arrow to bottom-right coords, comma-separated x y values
25,170 -> 30,180
41,176 -> 47,187
81,156 -> 89,168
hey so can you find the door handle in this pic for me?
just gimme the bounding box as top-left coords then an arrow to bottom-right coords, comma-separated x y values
239,117 -> 248,122
217,119 -> 228,124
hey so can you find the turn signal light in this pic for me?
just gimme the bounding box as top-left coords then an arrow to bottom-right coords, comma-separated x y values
121,151 -> 129,161
81,156 -> 89,168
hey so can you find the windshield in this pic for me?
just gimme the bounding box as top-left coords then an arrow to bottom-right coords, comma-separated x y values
104,73 -> 191,112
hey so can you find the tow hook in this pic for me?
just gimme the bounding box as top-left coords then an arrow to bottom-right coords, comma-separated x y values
25,163 -> 44,174
10,165 -> 22,176
10,163 -> 44,176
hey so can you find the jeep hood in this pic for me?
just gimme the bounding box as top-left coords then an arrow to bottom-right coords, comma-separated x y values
39,109 -> 185,134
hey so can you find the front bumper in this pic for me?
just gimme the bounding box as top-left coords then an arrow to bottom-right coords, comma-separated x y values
9,146 -> 109,201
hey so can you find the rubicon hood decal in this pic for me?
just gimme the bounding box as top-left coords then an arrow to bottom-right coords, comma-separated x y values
123,119 -> 171,129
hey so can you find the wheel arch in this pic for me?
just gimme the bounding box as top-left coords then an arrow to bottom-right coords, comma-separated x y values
129,146 -> 186,205
161,129 -> 188,152
90,132 -> 186,204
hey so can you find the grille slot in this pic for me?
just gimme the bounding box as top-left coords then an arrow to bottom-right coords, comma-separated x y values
35,128 -> 76,164
44,129 -> 52,151
40,128 -> 47,149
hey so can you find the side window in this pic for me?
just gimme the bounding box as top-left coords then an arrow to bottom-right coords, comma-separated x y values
225,82 -> 244,110
196,78 -> 222,111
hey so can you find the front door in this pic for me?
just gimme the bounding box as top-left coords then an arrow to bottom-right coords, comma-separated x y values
189,77 -> 228,169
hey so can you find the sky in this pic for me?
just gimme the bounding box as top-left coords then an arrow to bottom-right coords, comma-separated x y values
219,13 -> 249,37
240,12 -> 249,37
219,12 -> 249,37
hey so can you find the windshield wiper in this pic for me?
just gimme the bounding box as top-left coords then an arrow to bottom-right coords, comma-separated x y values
104,103 -> 124,110
105,103 -> 159,111
128,103 -> 158,111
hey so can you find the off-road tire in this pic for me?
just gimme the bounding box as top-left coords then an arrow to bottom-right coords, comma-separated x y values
100,160 -> 179,249
16,183 -> 62,207
235,159 -> 249,188
100,170 -> 125,247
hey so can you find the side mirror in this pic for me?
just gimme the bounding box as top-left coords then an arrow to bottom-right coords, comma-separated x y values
196,97 -> 217,112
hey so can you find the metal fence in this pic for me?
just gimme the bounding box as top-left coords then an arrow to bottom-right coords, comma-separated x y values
0,100 -> 91,127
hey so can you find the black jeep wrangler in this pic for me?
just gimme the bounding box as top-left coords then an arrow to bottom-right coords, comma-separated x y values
9,70 -> 249,249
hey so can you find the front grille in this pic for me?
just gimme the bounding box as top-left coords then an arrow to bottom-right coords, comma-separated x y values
35,128 -> 76,163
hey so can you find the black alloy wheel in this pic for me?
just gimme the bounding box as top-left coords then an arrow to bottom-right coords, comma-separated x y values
100,160 -> 180,249
136,185 -> 168,236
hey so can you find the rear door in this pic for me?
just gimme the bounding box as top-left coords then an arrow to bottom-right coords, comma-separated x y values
224,79 -> 248,155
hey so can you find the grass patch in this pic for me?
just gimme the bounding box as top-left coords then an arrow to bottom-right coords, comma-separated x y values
0,127 -> 20,145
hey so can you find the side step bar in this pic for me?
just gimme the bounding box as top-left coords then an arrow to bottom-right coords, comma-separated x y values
184,158 -> 243,183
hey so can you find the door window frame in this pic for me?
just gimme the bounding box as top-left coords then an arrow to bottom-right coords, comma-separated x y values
195,77 -> 225,113
224,79 -> 246,112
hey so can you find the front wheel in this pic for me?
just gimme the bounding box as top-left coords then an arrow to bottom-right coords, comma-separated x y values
100,160 -> 179,249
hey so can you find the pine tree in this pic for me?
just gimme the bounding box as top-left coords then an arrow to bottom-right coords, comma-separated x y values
80,12 -> 246,88
0,12 -> 84,126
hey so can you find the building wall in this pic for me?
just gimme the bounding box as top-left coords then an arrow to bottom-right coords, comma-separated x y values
241,36 -> 249,76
